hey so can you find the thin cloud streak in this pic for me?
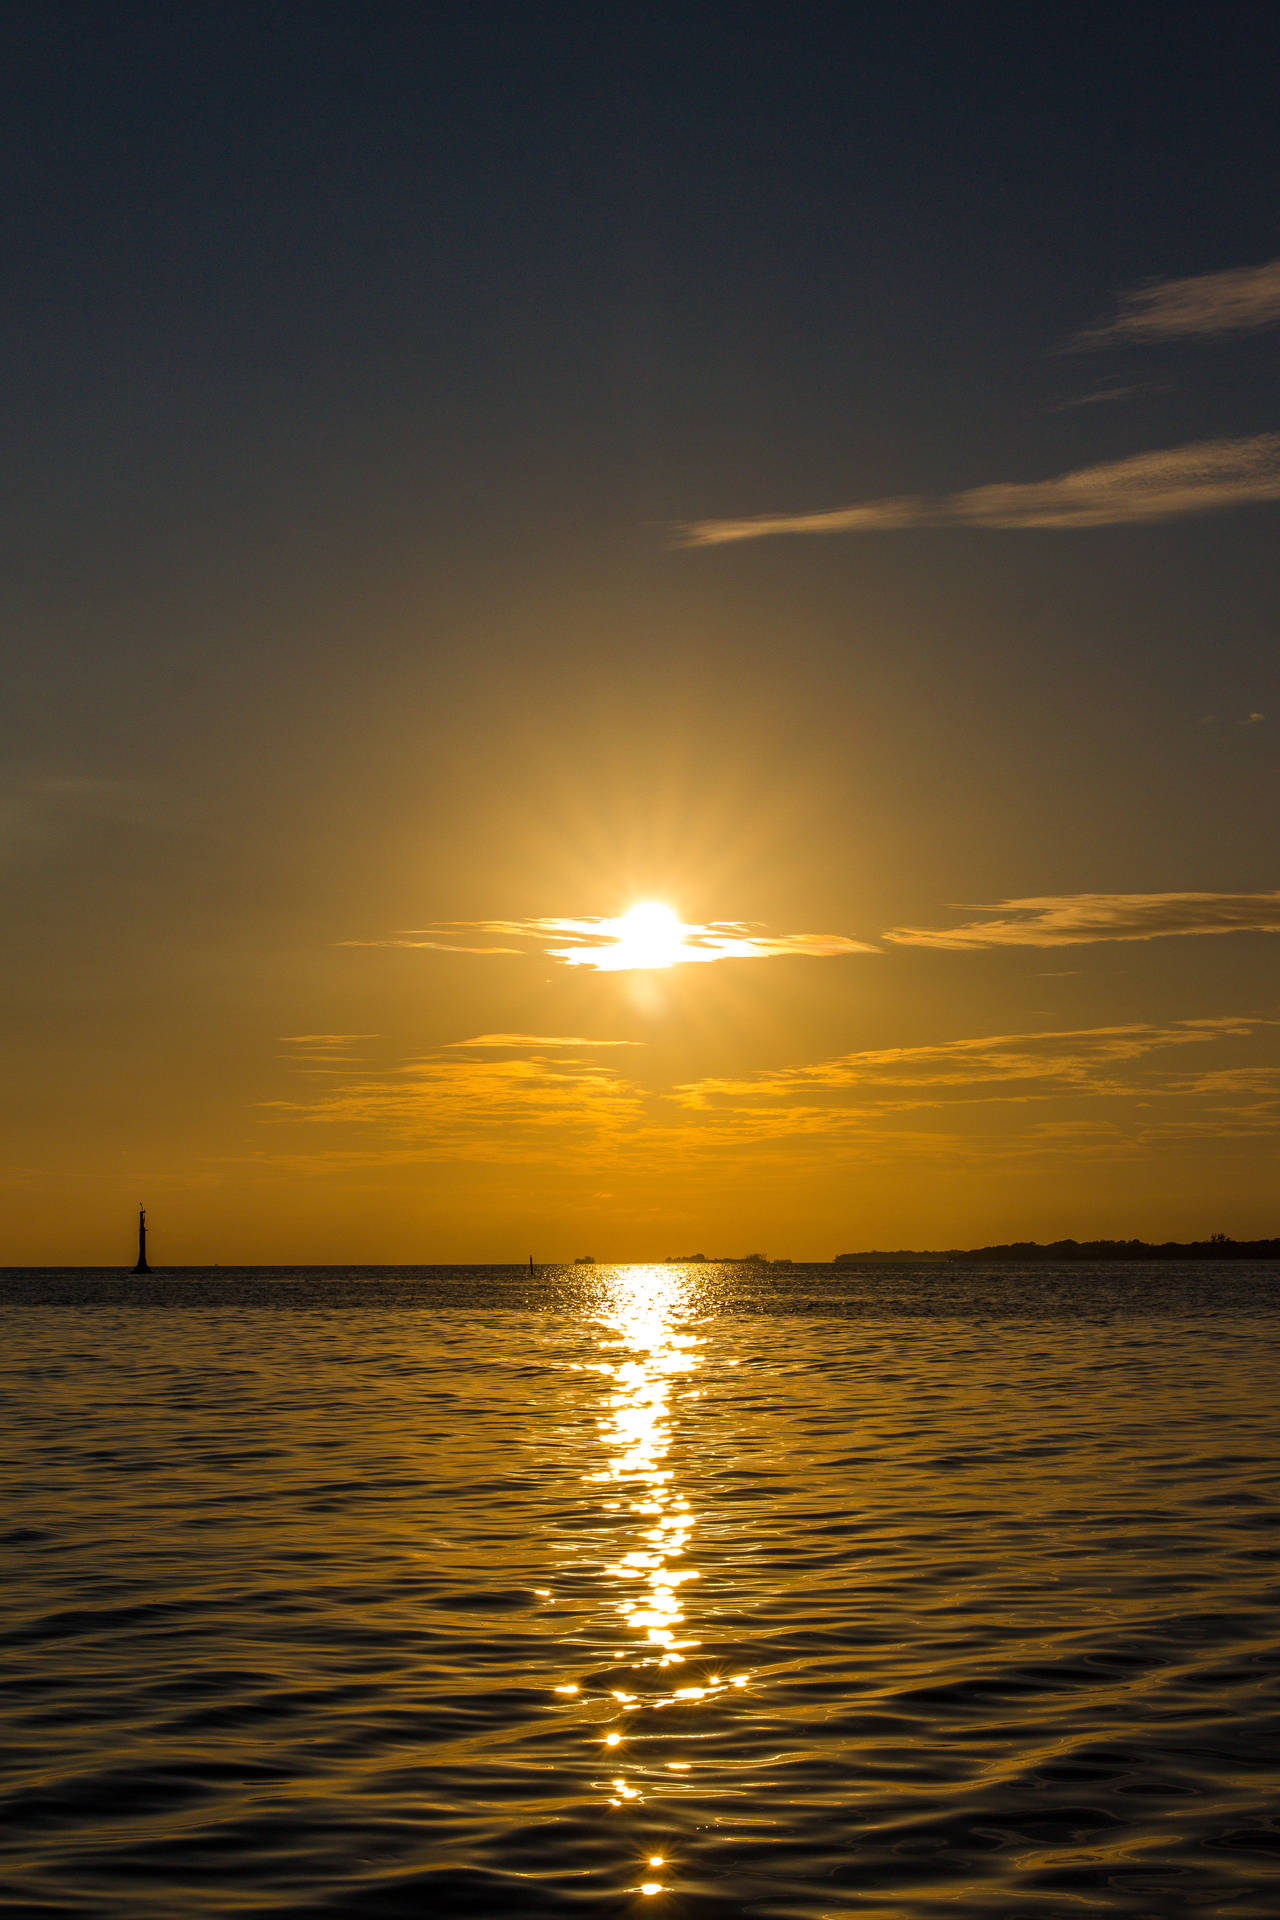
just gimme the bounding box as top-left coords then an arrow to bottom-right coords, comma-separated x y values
277,1033 -> 377,1074
444,1033 -> 643,1049
1074,257 -> 1280,345
280,1033 -> 379,1046
342,935 -> 524,955
679,497 -> 928,546
885,892 -> 1280,950
679,434 -> 1280,544
1049,378 -> 1173,410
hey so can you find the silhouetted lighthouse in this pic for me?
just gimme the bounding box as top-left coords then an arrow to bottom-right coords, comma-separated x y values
133,1204 -> 150,1274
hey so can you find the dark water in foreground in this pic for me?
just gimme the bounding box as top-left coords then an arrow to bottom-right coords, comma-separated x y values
4,1263 -> 1280,1918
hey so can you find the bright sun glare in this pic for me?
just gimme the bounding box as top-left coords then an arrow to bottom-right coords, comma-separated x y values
612,902 -> 686,970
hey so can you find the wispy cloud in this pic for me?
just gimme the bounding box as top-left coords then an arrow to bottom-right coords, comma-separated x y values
262,1052 -> 644,1159
681,498 -> 929,546
346,914 -> 875,971
676,1019 -> 1254,1108
1073,257 -> 1280,346
257,1018 -> 1280,1176
948,436 -> 1280,528
1049,377 -> 1173,410
678,500 -> 931,547
884,892 -> 1280,950
1166,1065 -> 1280,1096
444,1033 -> 643,1048
679,433 -> 1280,546
344,932 -> 525,955
277,1033 -> 378,1073
280,1033 -> 379,1046
661,1018 -> 1280,1163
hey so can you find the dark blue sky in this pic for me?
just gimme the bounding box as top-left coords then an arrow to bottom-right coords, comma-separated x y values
8,3 -> 1279,570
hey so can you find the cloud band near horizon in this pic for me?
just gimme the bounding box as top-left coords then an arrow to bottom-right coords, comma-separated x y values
259,1015 -> 1278,1171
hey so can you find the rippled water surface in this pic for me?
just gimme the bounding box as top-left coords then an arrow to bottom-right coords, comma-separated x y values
4,1262 -> 1280,1917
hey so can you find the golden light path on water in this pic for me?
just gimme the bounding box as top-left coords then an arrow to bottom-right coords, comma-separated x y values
556,1264 -> 752,1901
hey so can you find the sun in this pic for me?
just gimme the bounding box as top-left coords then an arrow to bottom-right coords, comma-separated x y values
611,901 -> 686,970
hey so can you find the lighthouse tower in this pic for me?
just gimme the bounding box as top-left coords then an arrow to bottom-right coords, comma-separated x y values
133,1205 -> 151,1274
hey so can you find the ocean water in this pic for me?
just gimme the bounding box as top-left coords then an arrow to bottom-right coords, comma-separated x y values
3,1263 -> 1280,1918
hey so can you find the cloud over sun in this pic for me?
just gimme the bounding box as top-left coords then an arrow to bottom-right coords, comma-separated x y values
346,902 -> 874,971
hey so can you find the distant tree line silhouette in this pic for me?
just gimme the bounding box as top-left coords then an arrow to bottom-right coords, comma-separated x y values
835,1237 -> 1280,1264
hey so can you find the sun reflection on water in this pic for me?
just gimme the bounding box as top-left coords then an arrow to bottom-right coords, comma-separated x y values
590,1264 -> 702,1665
552,1263 -> 753,1898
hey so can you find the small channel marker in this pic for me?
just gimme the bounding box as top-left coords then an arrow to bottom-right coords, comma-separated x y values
133,1204 -> 151,1274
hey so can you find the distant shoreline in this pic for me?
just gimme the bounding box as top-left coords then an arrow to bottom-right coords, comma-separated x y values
834,1237 -> 1280,1264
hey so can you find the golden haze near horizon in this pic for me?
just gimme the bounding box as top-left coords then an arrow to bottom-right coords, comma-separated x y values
9,752 -> 1280,1265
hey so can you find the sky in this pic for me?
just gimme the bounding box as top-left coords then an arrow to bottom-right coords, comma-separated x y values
4,2 -> 1279,1263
